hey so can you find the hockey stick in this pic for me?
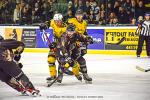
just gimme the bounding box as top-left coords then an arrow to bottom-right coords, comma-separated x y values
42,30 -> 51,46
47,65 -> 75,87
47,54 -> 81,87
47,71 -> 63,87
136,66 -> 150,72
107,37 -> 126,45
7,74 -> 41,96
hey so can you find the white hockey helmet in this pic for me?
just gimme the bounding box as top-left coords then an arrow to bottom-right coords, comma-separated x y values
53,13 -> 63,21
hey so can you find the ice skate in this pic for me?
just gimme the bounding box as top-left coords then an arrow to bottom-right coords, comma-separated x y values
46,76 -> 56,83
57,74 -> 63,83
75,75 -> 82,82
83,73 -> 92,84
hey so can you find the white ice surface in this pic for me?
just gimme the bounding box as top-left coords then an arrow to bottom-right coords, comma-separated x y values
0,53 -> 150,100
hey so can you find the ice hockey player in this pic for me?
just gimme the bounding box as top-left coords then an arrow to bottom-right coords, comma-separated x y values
67,9 -> 93,83
55,24 -> 93,83
0,36 -> 40,96
40,13 -> 73,84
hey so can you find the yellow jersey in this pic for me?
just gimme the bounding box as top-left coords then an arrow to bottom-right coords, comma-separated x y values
50,19 -> 67,38
68,18 -> 87,35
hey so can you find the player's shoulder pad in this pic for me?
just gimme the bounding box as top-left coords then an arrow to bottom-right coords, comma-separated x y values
68,18 -> 76,23
83,20 -> 88,26
50,19 -> 55,27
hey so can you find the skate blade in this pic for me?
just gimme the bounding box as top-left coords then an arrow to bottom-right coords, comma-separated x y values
32,93 -> 42,97
20,93 -> 29,96
78,79 -> 82,82
85,81 -> 92,84
47,80 -> 57,83
32,92 -> 41,97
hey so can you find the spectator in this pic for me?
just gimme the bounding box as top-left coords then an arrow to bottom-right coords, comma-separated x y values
6,0 -> 16,15
20,6 -> 32,25
130,18 -> 136,25
41,2 -> 50,21
85,1 -> 91,15
88,9 -> 98,24
118,6 -> 128,24
137,16 -> 143,23
130,0 -> 136,18
0,0 -> 147,25
13,4 -> 21,24
100,3 -> 105,12
107,2 -> 113,17
112,17 -> 119,26
136,1 -> 145,18
64,9 -> 74,21
78,0 -> 85,12
90,1 -> 100,21
32,2 -> 41,23
49,1 -> 54,19
99,11 -> 106,25
120,0 -> 126,5
124,0 -> 131,11
113,1 -> 120,17
0,0 -> 9,23
107,12 -> 117,24
124,0 -> 132,18
74,0 -> 79,12
67,1 -> 75,16
20,0 -> 26,10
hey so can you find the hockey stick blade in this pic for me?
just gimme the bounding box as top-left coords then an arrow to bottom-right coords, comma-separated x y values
136,66 -> 150,72
47,75 -> 60,87
107,37 -> 126,45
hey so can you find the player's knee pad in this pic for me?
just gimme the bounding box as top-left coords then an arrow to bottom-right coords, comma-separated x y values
79,63 -> 87,73
72,62 -> 80,75
80,67 -> 87,73
16,73 -> 35,89
81,49 -> 87,56
80,45 -> 87,56
78,57 -> 86,67
49,63 -> 57,77
47,56 -> 56,64
6,80 -> 23,92
77,57 -> 87,73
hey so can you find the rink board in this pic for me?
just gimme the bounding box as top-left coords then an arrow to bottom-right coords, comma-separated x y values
24,48 -> 147,56
0,26 -> 147,55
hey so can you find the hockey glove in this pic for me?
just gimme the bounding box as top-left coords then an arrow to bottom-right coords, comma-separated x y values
65,57 -> 74,67
86,36 -> 93,44
39,23 -> 48,31
14,54 -> 21,62
48,42 -> 57,49
18,63 -> 23,69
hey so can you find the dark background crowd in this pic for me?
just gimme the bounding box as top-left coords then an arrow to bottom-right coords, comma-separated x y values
0,0 -> 149,26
